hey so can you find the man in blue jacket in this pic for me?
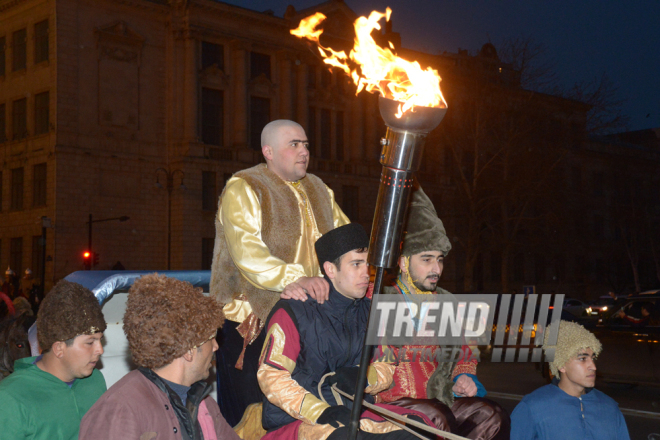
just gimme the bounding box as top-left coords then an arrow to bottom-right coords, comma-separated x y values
511,320 -> 630,440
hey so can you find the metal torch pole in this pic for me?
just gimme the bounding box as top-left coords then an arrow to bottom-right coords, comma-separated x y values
347,96 -> 446,440
347,266 -> 385,439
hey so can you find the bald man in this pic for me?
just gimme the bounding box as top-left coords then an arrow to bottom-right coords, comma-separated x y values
210,119 -> 350,425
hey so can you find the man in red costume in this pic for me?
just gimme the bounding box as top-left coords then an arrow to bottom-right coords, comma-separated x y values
375,186 -> 510,440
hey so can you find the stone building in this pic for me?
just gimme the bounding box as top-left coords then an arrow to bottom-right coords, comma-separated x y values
1,0 -> 657,297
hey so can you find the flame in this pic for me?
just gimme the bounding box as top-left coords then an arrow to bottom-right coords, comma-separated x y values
291,9 -> 447,117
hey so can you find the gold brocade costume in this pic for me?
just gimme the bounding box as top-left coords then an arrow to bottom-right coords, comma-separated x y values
217,175 -> 349,322
210,164 -> 349,364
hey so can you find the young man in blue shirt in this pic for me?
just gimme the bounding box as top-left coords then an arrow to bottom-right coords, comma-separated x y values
511,320 -> 630,440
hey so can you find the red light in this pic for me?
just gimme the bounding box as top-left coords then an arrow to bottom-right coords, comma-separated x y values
83,251 -> 91,258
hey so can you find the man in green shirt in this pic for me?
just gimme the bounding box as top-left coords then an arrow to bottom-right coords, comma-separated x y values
0,280 -> 107,440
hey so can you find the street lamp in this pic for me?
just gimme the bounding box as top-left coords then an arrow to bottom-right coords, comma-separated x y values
155,168 -> 186,270
85,214 -> 130,270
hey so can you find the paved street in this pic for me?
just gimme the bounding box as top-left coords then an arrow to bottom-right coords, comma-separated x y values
478,360 -> 660,440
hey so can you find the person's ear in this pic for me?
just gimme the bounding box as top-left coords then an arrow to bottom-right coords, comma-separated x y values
398,255 -> 407,273
262,144 -> 273,161
52,341 -> 66,359
183,349 -> 195,363
323,261 -> 337,279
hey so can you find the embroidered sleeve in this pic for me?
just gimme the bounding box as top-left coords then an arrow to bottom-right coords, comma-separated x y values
257,308 -> 329,424
220,177 -> 307,291
451,344 -> 478,378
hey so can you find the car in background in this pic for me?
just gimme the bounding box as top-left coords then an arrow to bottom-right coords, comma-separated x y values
563,298 -> 597,318
589,296 -> 616,316
593,296 -> 660,386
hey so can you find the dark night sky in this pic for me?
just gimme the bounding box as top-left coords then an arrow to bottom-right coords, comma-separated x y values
224,0 -> 660,132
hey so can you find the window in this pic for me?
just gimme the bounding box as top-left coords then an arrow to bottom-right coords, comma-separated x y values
307,106 -> 317,153
12,28 -> 26,71
249,97 -> 270,151
342,185 -> 359,221
0,103 -> 6,142
12,98 -> 27,140
201,88 -> 223,146
202,171 -> 217,211
201,41 -> 224,71
201,238 -> 214,270
34,91 -> 49,135
11,167 -> 24,210
33,163 -> 47,207
0,36 -> 5,75
34,19 -> 49,63
336,111 -> 344,161
32,235 -> 43,279
250,52 -> 270,80
10,237 -> 23,276
320,109 -> 331,160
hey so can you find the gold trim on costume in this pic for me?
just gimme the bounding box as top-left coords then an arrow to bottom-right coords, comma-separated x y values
300,394 -> 330,423
259,323 -> 296,373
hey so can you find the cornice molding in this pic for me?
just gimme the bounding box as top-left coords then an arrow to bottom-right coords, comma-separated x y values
0,0 -> 27,14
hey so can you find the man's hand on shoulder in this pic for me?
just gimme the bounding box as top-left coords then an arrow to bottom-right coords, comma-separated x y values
280,277 -> 329,304
452,374 -> 477,397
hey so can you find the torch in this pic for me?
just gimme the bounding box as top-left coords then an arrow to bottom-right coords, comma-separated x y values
290,9 -> 448,439
346,97 -> 446,439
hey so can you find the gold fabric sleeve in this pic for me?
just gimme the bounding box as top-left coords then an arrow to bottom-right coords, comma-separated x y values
222,297 -> 252,323
257,364 -> 330,424
220,177 -> 315,291
365,362 -> 396,395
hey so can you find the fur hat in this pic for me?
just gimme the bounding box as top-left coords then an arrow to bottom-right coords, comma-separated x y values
315,223 -> 369,267
401,185 -> 451,257
543,320 -> 602,377
37,280 -> 106,351
123,274 -> 224,369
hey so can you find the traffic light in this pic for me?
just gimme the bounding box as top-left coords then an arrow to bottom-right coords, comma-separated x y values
83,251 -> 92,270
93,252 -> 100,267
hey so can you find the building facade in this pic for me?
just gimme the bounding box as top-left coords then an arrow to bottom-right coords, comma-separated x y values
1,0 -> 658,297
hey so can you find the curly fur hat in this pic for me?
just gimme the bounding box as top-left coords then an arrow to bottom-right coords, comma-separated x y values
401,185 -> 452,258
37,280 -> 106,351
123,274 -> 225,369
543,320 -> 602,377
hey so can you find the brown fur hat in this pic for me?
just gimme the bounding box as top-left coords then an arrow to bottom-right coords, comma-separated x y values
401,185 -> 452,257
123,274 -> 225,369
37,280 -> 106,351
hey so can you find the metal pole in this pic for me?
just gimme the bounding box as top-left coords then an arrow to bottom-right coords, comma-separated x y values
347,266 -> 385,440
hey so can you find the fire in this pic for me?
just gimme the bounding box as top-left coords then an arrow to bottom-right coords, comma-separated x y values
291,8 -> 447,117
